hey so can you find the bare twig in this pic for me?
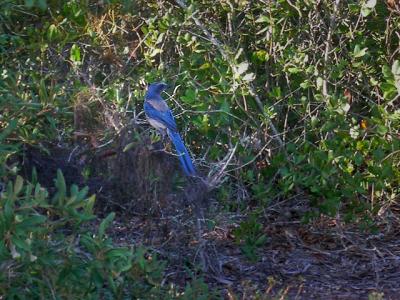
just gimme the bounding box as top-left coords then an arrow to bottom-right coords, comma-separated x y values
207,142 -> 238,188
322,0 -> 340,98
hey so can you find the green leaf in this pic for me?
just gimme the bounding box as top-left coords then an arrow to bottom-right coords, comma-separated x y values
255,15 -> 269,23
84,195 -> 96,214
70,44 -> 81,62
353,45 -> 367,58
54,170 -> 66,205
199,62 -> 211,70
70,184 -> 79,198
376,125 -> 388,136
220,100 -> 231,114
31,167 -> 38,185
361,6 -> 372,17
392,60 -> 400,76
11,236 -> 30,252
288,67 -> 300,74
181,89 -> 196,104
14,176 -> 23,196
34,183 -> 47,204
98,212 -> 115,239
354,153 -> 364,166
252,50 -> 269,63
37,0 -> 47,10
0,120 -> 17,142
80,234 -> 96,253
236,62 -> 249,75
373,149 -> 385,160
381,82 -> 397,100
382,65 -> 393,79
47,24 -> 59,41
255,234 -> 267,246
269,86 -> 282,99
316,77 -> 323,89
242,73 -> 255,82
364,0 -> 377,8
123,142 -> 135,152
16,215 -> 47,230
300,80 -> 312,89
4,198 -> 14,226
77,186 -> 89,200
24,0 -> 34,8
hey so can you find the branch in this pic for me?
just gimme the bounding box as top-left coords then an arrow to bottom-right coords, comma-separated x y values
322,0 -> 341,98
207,142 -> 238,188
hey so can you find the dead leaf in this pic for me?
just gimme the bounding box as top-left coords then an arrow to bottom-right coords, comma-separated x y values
360,119 -> 368,129
387,0 -> 397,9
344,88 -> 352,104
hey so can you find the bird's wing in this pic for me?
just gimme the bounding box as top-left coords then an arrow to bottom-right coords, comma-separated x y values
144,101 -> 177,132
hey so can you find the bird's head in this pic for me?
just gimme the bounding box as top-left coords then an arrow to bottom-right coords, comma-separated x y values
147,82 -> 169,95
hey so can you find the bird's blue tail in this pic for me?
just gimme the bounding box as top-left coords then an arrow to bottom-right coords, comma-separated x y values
167,130 -> 196,176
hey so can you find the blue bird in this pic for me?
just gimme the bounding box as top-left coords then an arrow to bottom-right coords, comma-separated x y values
144,82 -> 196,177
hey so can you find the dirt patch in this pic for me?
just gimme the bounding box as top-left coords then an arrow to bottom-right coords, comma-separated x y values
102,209 -> 400,299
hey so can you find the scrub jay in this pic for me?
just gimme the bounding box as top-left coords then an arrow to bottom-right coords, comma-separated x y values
144,82 -> 196,177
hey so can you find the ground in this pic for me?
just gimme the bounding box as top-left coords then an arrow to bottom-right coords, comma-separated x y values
20,129 -> 400,300
105,207 -> 400,299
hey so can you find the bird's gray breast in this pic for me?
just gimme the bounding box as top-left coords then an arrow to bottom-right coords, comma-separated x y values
146,99 -> 169,112
148,117 -> 167,130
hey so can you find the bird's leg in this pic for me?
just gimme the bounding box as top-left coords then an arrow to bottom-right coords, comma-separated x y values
160,129 -> 167,144
150,129 -> 168,152
151,129 -> 175,155
161,129 -> 173,152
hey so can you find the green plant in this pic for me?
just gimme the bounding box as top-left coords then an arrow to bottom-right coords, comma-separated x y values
179,277 -> 219,300
233,214 -> 267,262
0,173 -> 170,298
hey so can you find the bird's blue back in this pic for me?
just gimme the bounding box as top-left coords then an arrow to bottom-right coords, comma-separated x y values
144,84 -> 177,132
144,82 -> 196,176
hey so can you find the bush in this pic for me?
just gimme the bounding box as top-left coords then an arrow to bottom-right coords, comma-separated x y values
0,0 -> 399,283
0,172 -> 169,299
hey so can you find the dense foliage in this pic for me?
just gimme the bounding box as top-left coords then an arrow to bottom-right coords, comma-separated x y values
0,173 -> 158,298
0,172 -> 213,298
1,0 -> 400,298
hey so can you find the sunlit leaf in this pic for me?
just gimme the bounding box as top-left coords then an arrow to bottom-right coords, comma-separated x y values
361,6 -> 372,17
236,62 -> 249,75
242,73 -> 255,82
392,60 -> 400,76
353,45 -> 368,58
70,44 -> 81,62
255,15 -> 269,23
364,0 -> 377,8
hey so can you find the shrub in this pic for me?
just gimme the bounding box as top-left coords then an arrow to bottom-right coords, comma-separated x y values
0,172 -> 169,299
